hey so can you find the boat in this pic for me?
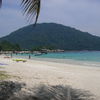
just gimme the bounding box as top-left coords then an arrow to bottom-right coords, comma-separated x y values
34,52 -> 43,56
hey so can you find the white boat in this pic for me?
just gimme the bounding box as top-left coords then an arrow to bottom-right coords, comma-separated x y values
34,52 -> 42,56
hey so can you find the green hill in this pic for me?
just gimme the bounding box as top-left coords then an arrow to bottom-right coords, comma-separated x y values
0,23 -> 100,50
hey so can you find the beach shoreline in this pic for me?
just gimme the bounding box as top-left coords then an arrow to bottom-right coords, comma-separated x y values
0,55 -> 100,99
11,54 -> 100,68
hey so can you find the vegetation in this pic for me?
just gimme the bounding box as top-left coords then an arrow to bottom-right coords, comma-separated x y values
1,23 -> 100,51
0,81 -> 22,100
0,83 -> 95,100
31,46 -> 55,51
0,41 -> 21,51
0,66 -> 10,80
0,71 -> 9,80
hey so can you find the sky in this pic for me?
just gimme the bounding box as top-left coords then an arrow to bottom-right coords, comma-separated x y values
0,0 -> 100,37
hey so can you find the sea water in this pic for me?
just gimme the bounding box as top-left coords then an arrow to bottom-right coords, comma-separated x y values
12,51 -> 100,62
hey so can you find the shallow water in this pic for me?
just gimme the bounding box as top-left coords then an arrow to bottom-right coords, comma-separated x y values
11,51 -> 100,63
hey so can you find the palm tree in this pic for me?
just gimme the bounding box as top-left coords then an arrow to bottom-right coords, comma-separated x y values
0,0 -> 2,7
0,0 -> 40,24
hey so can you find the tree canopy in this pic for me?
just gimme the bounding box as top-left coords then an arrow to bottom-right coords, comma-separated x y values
0,41 -> 21,51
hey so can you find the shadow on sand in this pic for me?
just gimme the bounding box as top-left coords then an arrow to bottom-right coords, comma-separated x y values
0,81 -> 96,100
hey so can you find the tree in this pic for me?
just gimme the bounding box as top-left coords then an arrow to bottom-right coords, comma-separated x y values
0,45 -> 2,51
14,44 -> 21,51
0,0 -> 40,24
0,41 -> 21,51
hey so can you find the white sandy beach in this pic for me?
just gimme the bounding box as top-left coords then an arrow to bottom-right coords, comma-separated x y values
0,55 -> 100,99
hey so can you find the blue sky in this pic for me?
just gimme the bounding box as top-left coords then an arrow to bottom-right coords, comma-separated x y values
0,0 -> 100,37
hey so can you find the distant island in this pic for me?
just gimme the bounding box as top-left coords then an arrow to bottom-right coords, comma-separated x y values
0,23 -> 100,51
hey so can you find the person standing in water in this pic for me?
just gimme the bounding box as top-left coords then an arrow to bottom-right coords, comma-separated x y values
29,55 -> 31,59
11,53 -> 12,58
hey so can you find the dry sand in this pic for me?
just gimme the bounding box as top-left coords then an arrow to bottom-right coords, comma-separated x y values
0,55 -> 100,99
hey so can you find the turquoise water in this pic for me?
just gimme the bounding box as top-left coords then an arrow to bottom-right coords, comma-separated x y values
12,51 -> 100,62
